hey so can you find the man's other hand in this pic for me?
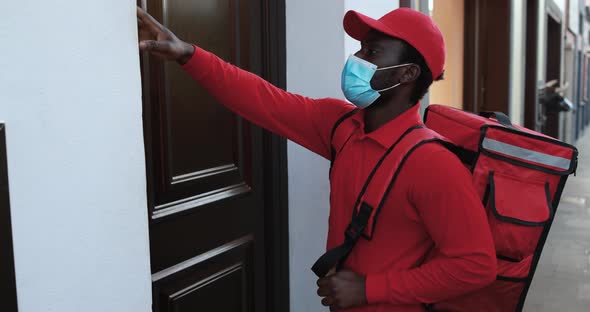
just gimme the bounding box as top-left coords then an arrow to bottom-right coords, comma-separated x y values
317,270 -> 367,310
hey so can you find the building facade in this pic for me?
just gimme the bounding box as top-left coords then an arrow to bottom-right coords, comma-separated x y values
1,0 -> 589,311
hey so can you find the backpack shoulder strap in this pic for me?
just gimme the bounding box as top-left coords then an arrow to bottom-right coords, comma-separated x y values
312,126 -> 445,277
358,128 -> 445,239
330,108 -> 360,167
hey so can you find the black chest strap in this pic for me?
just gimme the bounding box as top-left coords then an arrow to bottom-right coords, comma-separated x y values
312,124 -> 432,278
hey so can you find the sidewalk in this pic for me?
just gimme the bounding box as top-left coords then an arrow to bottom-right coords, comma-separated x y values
523,129 -> 590,311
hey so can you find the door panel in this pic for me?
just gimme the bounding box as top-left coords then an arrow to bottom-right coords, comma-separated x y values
164,0 -> 238,180
149,0 -> 252,206
139,1 -> 286,311
153,236 -> 254,312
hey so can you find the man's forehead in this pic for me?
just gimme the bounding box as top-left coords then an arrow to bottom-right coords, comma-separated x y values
363,30 -> 404,46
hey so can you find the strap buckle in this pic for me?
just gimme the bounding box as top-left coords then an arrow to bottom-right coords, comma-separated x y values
345,222 -> 363,241
310,203 -> 374,277
345,202 -> 373,242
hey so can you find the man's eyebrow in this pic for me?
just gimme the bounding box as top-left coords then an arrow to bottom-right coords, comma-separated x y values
361,39 -> 384,47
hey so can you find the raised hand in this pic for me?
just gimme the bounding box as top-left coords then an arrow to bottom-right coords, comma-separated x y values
137,7 -> 195,64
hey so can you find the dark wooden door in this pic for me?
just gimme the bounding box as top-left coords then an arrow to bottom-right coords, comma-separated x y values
544,13 -> 563,138
464,0 -> 511,114
138,1 -> 289,311
524,0 -> 540,131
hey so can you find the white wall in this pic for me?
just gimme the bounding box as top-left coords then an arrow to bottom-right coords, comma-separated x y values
285,1 -> 397,311
569,0 -> 580,33
344,0 -> 401,59
554,0 -> 566,15
285,1 -> 345,311
0,1 -> 152,311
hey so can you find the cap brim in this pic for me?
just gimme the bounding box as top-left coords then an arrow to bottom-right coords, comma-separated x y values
343,10 -> 395,41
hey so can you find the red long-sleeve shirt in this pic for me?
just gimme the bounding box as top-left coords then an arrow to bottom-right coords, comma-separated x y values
182,46 -> 497,311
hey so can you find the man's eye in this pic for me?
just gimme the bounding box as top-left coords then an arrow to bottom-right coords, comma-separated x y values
368,49 -> 378,55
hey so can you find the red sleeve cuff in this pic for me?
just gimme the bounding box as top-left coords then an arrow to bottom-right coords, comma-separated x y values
180,45 -> 213,79
365,272 -> 389,304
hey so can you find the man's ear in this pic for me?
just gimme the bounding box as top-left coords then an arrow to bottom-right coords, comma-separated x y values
400,64 -> 421,83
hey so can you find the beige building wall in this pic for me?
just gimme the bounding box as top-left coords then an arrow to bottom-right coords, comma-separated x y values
429,0 -> 464,109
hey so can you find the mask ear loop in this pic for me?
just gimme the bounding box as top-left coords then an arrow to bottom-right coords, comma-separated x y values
375,63 -> 413,71
373,63 -> 414,92
375,82 -> 401,92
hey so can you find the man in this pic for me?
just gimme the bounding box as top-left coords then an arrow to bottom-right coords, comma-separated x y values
137,7 -> 497,311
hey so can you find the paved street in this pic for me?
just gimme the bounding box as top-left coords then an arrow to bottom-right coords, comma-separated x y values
524,129 -> 590,311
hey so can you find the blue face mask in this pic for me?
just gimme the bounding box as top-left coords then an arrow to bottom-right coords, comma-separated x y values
341,55 -> 413,109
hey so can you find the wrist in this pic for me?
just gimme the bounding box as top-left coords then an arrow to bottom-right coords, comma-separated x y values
177,42 -> 195,65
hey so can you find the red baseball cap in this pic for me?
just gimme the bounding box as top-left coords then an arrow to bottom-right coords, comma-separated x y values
343,8 -> 446,80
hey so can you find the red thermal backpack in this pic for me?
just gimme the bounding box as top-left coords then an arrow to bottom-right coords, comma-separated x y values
312,104 -> 578,312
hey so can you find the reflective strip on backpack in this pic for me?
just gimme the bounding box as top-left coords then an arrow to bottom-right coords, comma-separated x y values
482,138 -> 571,170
